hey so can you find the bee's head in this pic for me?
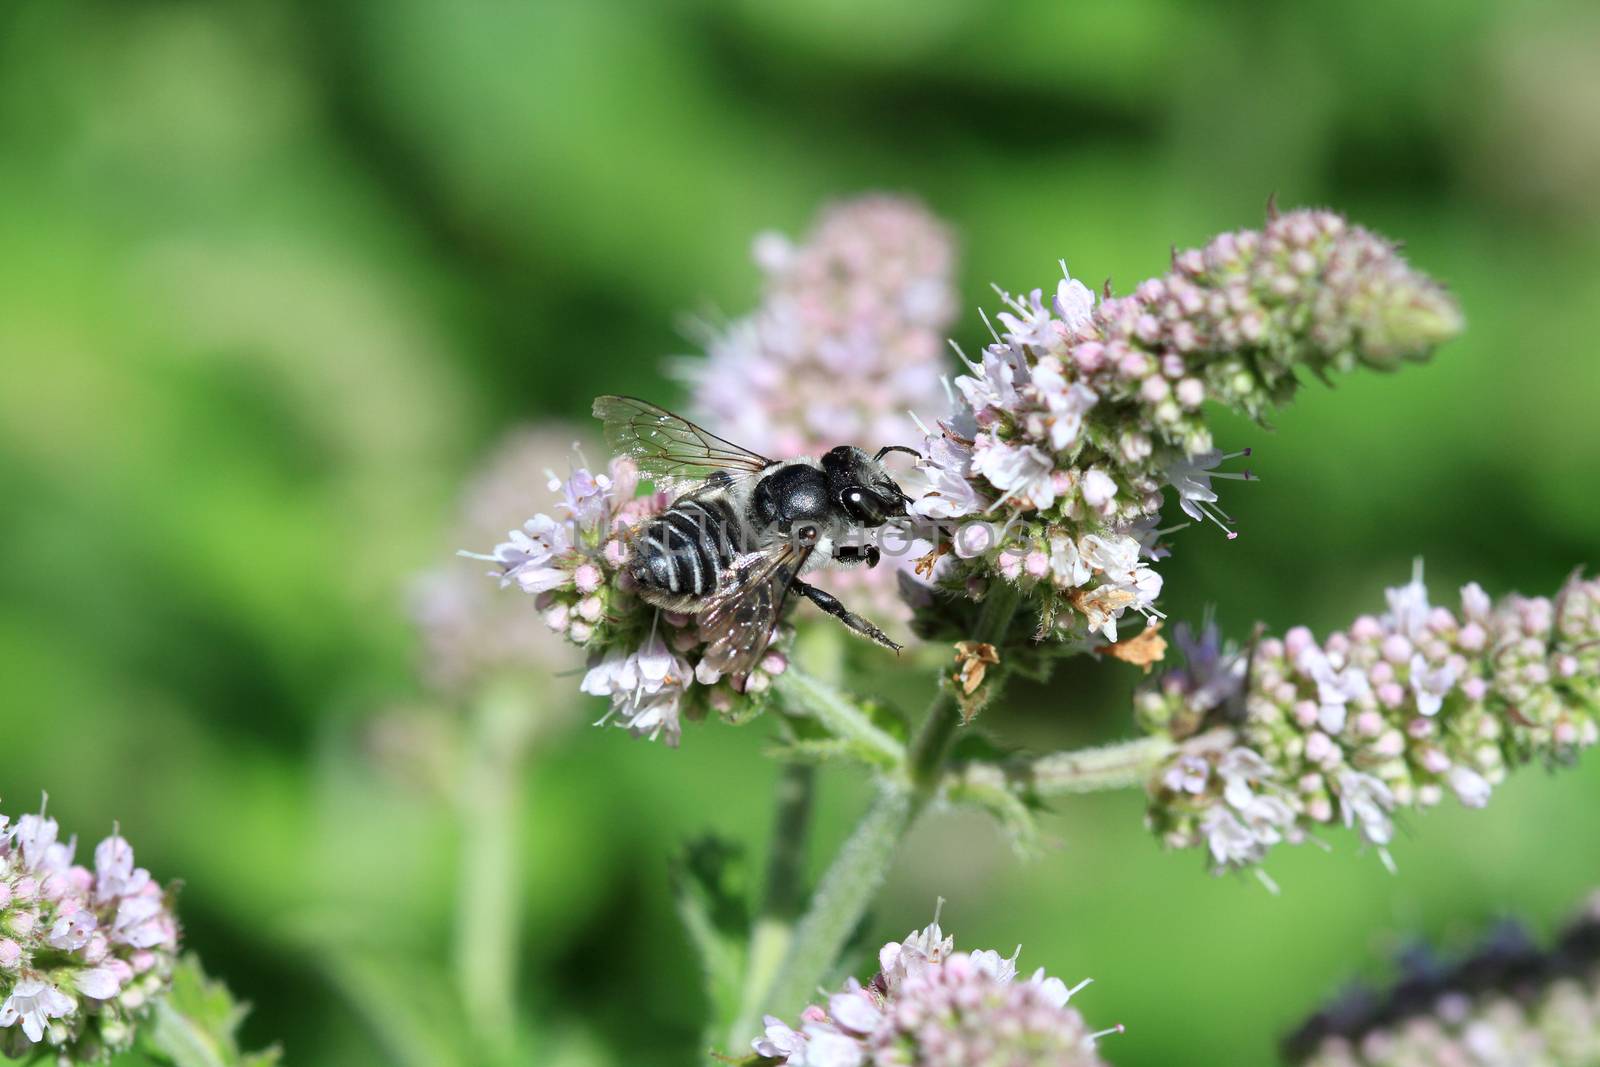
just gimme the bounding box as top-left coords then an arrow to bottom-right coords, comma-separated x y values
822,445 -> 917,526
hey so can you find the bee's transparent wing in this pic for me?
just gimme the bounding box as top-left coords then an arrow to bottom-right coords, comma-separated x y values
698,542 -> 813,678
593,395 -> 774,489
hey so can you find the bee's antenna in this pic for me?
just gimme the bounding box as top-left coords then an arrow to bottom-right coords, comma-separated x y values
874,444 -> 921,462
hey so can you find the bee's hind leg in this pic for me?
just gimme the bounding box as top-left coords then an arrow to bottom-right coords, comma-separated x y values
792,580 -> 902,654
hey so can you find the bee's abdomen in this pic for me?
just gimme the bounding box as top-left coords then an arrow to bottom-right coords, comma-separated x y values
631,497 -> 741,601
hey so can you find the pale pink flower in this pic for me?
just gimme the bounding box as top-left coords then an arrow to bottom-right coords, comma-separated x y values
755,911 -> 1114,1066
2,804 -> 179,1058
1141,566 -> 1600,874
908,209 -> 1459,644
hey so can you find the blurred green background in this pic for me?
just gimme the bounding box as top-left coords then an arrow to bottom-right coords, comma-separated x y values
3,1 -> 1599,1064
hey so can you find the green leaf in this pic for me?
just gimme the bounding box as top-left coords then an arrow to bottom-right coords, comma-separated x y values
312,946 -> 469,1067
945,767 -> 1044,856
947,730 -> 1023,765
671,836 -> 752,1032
858,696 -> 910,744
139,955 -> 281,1067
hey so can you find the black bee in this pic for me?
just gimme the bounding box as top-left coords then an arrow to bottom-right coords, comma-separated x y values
593,395 -> 918,676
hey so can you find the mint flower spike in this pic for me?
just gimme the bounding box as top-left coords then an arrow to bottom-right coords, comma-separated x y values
1288,891 -> 1600,1067
751,909 -> 1120,1067
677,194 -> 956,462
904,207 -> 1460,648
1,801 -> 179,1062
676,194 -> 960,643
462,454 -> 790,748
1140,565 -> 1600,878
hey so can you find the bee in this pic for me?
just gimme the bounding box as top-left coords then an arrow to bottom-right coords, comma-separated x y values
593,395 -> 919,677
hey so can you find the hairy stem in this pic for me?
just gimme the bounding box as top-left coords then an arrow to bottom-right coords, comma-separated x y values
762,762 -> 818,920
755,585 -> 1023,1024
951,734 -> 1177,798
1029,735 -> 1176,794
774,670 -> 906,767
453,679 -> 535,1064
756,783 -> 917,1020
726,762 -> 817,1050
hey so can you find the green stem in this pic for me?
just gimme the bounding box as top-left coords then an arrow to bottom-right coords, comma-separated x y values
724,625 -> 840,1050
453,679 -> 535,1064
757,783 -> 917,1018
1028,735 -> 1176,794
950,735 -> 1177,798
761,762 -> 818,920
756,585 -> 1023,1022
726,762 -> 818,1051
774,669 -> 906,767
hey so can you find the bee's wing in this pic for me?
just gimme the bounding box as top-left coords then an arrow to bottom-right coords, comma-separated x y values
697,541 -> 814,679
593,395 -> 774,490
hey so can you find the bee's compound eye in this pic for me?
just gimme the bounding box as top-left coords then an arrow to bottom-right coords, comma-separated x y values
845,489 -> 864,505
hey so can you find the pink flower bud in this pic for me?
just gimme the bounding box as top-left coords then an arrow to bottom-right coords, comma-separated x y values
1374,730 -> 1406,758
997,550 -> 1025,580
1305,731 -> 1335,763
573,563 -> 603,593
1285,626 -> 1315,662
1071,341 -> 1106,372
1350,615 -> 1383,641
603,539 -> 629,567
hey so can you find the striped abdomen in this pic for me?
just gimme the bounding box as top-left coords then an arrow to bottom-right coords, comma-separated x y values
630,496 -> 743,607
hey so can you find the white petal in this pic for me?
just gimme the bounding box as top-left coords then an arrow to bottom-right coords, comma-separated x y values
801,1026 -> 865,1067
76,967 -> 122,1000
826,991 -> 881,1034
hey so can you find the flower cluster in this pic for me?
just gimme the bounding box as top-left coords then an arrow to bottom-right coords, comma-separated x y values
678,195 -> 957,460
906,207 -> 1461,644
1139,565 -> 1600,874
752,914 -> 1116,1067
677,195 -> 959,640
1288,892 -> 1600,1067
464,458 -> 788,747
1,803 -> 179,1061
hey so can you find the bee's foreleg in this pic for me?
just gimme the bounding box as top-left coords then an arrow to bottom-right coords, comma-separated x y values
792,580 -> 901,654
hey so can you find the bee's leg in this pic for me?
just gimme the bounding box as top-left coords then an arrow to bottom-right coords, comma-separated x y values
832,544 -> 881,569
792,580 -> 902,653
